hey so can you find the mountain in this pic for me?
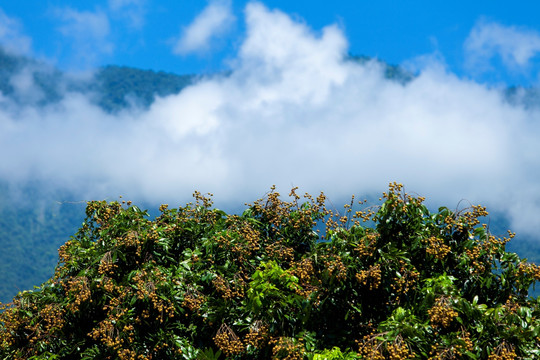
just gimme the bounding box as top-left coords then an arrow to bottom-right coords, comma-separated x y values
0,48 -> 195,112
504,86 -> 540,110
0,49 -> 539,304
348,54 -> 415,84
90,66 -> 195,112
0,185 -> 85,303
0,50 -> 197,303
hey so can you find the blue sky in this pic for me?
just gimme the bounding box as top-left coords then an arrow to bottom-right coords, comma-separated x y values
2,1 -> 540,85
2,1 -> 540,237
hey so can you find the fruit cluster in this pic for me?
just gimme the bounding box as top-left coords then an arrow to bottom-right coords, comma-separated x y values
356,233 -> 378,257
428,297 -> 458,328
98,251 -> 118,275
212,275 -> 244,300
64,276 -> 91,313
355,264 -> 382,290
487,342 -> 517,360
181,289 -> 205,312
245,321 -> 269,348
357,333 -> 415,360
425,236 -> 451,260
270,336 -> 304,360
213,323 -> 244,357
386,337 -> 414,360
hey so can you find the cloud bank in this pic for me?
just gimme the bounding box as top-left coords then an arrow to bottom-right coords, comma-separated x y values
1,3 -> 540,236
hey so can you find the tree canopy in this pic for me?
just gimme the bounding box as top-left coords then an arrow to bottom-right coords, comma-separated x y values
1,183 -> 539,359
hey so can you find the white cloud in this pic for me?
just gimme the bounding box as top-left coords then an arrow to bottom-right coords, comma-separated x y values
0,9 -> 32,55
55,7 -> 114,68
2,4 -> 540,238
464,19 -> 540,73
173,0 -> 235,55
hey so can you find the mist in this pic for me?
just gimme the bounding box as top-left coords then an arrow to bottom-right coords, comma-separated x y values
1,3 -> 540,237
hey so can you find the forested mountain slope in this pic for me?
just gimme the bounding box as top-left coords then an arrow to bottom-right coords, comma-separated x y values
1,48 -> 540,305
0,49 -> 197,303
0,186 -> 84,303
0,48 -> 195,111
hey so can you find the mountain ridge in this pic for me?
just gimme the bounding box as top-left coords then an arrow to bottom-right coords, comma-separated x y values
1,49 -> 539,303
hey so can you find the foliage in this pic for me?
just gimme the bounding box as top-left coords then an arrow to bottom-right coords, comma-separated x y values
1,183 -> 540,359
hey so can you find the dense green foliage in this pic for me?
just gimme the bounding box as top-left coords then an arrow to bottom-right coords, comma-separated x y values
0,189 -> 537,306
1,184 -> 539,359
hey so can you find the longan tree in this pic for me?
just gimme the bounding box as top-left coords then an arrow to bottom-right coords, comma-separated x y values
1,184 -> 539,359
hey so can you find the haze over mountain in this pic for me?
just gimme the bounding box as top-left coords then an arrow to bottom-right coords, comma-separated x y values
0,49 -> 197,302
2,4 -> 540,231
2,1 -> 540,302
0,45 -> 423,303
